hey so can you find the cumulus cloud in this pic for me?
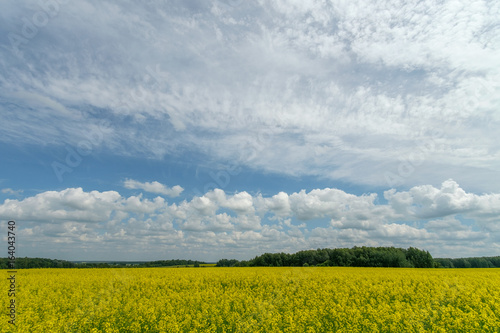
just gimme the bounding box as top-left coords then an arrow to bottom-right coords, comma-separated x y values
0,188 -> 121,223
256,191 -> 291,218
222,191 -> 255,215
1,180 -> 499,260
123,179 -> 183,197
384,179 -> 500,220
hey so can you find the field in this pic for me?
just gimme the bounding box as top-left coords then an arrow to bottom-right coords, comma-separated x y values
2,267 -> 500,332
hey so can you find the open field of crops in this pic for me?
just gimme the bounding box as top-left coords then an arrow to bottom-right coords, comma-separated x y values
3,267 -> 500,332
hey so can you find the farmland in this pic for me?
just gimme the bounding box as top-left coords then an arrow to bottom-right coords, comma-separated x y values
3,267 -> 500,332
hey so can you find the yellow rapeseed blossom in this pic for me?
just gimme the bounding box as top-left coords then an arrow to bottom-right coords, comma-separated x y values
1,267 -> 500,332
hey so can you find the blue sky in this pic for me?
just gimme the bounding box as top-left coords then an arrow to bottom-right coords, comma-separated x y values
1,0 -> 499,261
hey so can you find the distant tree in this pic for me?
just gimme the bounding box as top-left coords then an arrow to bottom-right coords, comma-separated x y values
216,259 -> 240,267
237,260 -> 250,267
247,246 -> 434,268
405,247 -> 434,268
453,258 -> 472,268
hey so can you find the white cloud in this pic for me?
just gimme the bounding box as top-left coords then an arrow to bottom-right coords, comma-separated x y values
222,191 -> 255,215
1,188 -> 23,196
385,179 -> 500,220
375,223 -> 433,240
1,180 -> 499,260
122,195 -> 165,214
123,179 -> 183,197
0,188 -> 121,223
258,191 -> 291,218
1,1 -> 499,192
425,217 -> 469,231
187,195 -> 218,216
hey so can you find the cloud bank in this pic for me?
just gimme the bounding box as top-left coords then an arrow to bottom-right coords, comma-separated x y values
1,180 -> 498,260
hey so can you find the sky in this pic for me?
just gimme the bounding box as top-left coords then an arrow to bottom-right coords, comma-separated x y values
0,0 -> 499,262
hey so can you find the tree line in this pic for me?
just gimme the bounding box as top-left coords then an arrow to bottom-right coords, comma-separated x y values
434,256 -> 500,268
0,257 -> 76,269
0,257 -> 206,269
218,247 -> 500,268
140,259 -> 205,267
217,246 -> 436,268
2,248 -> 499,269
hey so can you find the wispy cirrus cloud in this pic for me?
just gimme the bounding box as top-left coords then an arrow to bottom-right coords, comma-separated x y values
0,0 -> 498,191
1,188 -> 23,196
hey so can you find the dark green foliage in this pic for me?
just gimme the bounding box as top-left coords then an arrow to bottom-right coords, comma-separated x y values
141,259 -> 205,267
3,252 -> 499,269
0,257 -> 207,269
404,247 -> 434,268
434,256 -> 500,268
240,246 -> 436,268
0,257 -> 76,269
216,259 -> 240,267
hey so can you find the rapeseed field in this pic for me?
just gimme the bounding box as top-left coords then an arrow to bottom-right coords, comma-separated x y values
2,267 -> 500,332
